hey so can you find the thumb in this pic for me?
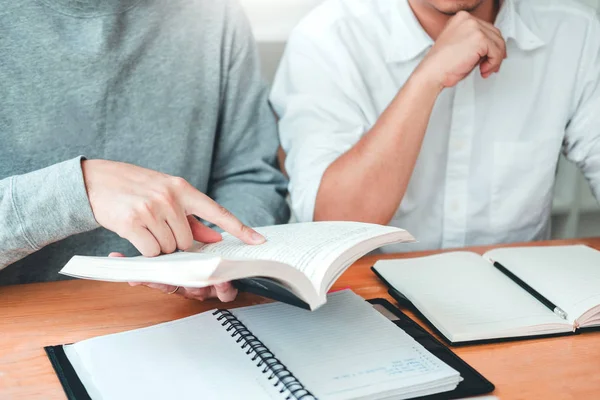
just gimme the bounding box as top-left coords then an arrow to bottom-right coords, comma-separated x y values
109,252 -> 126,257
213,282 -> 238,303
188,216 -> 223,244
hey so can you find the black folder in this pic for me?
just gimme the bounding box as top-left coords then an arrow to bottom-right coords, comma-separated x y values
46,298 -> 494,400
368,299 -> 495,399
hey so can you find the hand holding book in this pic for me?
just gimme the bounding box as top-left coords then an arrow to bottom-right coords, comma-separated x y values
62,222 -> 415,309
108,252 -> 239,302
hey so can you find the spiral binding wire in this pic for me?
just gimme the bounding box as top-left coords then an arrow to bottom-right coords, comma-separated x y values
213,309 -> 317,400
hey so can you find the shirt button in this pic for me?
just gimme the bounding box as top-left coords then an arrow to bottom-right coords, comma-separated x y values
453,139 -> 466,151
451,201 -> 460,212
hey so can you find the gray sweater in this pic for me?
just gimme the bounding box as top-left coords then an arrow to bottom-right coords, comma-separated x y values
0,0 -> 289,285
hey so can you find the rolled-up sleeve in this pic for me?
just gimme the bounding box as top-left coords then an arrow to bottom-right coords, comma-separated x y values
270,31 -> 369,222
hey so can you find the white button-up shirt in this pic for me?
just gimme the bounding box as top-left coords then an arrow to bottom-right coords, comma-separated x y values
270,0 -> 600,252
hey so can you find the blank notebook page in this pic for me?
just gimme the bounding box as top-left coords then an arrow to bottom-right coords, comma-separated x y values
232,290 -> 460,399
63,312 -> 283,400
485,245 -> 600,323
374,252 -> 571,341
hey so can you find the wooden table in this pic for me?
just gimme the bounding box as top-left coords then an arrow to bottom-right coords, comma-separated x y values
2,238 -> 600,399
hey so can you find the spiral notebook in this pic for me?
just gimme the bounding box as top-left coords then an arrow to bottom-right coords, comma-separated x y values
45,291 -> 464,400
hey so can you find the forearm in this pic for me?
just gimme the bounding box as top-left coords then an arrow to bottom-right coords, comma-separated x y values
314,71 -> 442,224
0,157 -> 99,269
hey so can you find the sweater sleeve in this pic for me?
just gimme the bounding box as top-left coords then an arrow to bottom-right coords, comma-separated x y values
0,156 -> 99,269
206,0 -> 290,228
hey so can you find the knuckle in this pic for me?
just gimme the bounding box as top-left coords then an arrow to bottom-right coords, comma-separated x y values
135,200 -> 155,218
465,14 -> 477,24
163,242 -> 177,254
143,246 -> 161,258
239,223 -> 251,235
151,242 -> 162,256
473,30 -> 486,42
218,206 -> 232,219
151,248 -> 161,257
456,10 -> 470,21
170,176 -> 189,191
179,235 -> 193,251
123,209 -> 142,229
152,188 -> 176,208
462,18 -> 482,33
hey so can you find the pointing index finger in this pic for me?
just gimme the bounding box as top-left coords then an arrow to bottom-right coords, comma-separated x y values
181,186 -> 266,245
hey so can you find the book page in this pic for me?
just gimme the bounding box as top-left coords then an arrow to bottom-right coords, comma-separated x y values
232,290 -> 460,400
60,252 -> 223,286
374,252 -> 571,342
484,245 -> 600,324
63,311 -> 283,400
197,222 -> 410,285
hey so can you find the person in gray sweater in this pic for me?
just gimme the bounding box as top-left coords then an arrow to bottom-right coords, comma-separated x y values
0,0 -> 289,301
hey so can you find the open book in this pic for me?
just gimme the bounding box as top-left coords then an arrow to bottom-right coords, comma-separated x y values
45,291 -> 461,400
373,245 -> 600,344
61,222 -> 414,310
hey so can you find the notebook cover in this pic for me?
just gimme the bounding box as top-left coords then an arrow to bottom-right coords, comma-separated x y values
367,298 -> 495,399
372,265 -> 579,346
578,326 -> 600,333
233,277 -> 311,310
44,345 -> 92,400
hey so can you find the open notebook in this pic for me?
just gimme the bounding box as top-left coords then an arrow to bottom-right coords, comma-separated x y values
46,291 -> 461,400
60,222 -> 414,310
373,245 -> 600,345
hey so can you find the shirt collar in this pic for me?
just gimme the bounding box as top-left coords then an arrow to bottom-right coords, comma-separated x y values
387,0 -> 545,64
386,0 -> 433,63
495,0 -> 545,51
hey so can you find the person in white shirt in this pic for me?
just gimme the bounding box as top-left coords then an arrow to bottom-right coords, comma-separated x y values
270,0 -> 600,252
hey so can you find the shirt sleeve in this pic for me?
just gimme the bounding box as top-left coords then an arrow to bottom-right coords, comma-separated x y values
269,29 -> 369,222
563,15 -> 600,203
0,157 -> 99,269
206,0 -> 290,228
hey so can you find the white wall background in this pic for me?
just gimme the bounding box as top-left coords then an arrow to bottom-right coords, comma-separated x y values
240,0 -> 600,239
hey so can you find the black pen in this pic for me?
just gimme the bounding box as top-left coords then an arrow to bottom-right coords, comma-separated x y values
490,259 -> 568,320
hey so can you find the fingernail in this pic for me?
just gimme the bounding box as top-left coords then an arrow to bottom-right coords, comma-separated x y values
251,231 -> 266,244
